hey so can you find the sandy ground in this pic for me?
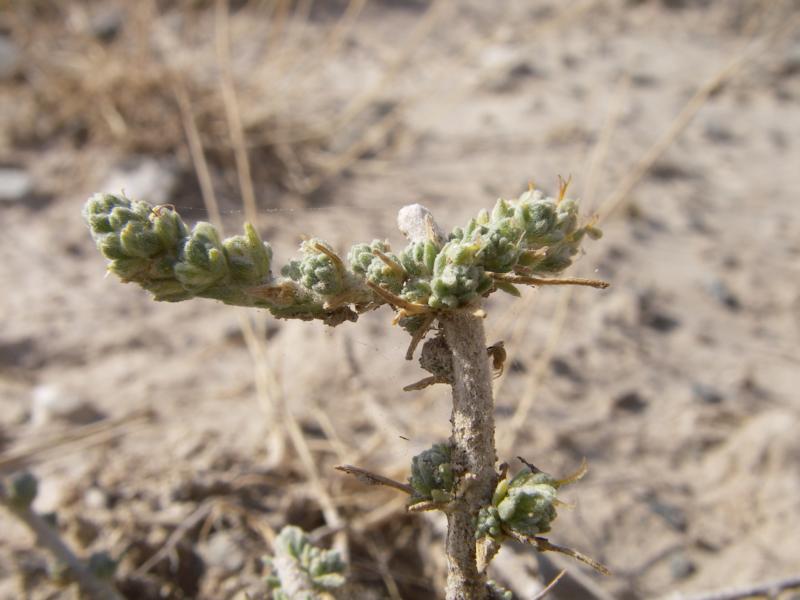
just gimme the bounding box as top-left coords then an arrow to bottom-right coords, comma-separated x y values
1,1 -> 799,598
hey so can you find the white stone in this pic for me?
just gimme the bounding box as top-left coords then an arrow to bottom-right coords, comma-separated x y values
0,168 -> 33,202
30,384 -> 101,427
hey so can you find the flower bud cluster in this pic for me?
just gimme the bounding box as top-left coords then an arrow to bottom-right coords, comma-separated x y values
476,467 -> 562,542
348,240 -> 404,294
83,194 -> 272,304
282,239 -> 344,296
84,186 -> 600,328
265,526 -> 346,599
408,443 -> 455,505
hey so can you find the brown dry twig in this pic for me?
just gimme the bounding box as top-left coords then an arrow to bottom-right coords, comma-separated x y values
335,465 -> 415,496
0,410 -> 154,475
506,530 -> 610,577
491,272 -> 610,290
533,569 -> 567,600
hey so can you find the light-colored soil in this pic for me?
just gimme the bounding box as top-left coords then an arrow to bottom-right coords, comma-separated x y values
1,1 -> 799,599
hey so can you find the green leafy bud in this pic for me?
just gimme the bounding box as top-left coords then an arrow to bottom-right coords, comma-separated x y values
281,239 -> 343,296
496,475 -> 558,537
98,233 -> 127,260
533,244 -> 578,273
400,278 -> 433,304
515,196 -> 560,247
348,240 -> 391,277
477,465 -> 580,542
119,221 -> 162,258
409,443 -> 455,505
266,526 -> 347,597
223,223 -> 273,285
141,279 -> 194,302
476,506 -> 504,540
494,280 -> 521,297
429,240 -> 492,309
152,208 -> 189,250
174,223 -> 229,293
6,471 -> 38,510
366,251 -> 404,293
399,241 -> 438,278
107,257 -> 150,281
397,240 -> 438,304
82,193 -> 132,236
475,219 -> 523,273
491,198 -> 514,221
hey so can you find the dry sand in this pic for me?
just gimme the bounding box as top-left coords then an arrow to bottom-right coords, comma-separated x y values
1,1 -> 799,598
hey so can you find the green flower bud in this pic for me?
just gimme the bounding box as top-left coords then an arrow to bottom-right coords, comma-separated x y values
365,251 -> 404,293
475,219 -> 523,273
477,465 -> 578,542
108,205 -> 145,231
348,240 -> 391,277
174,222 -> 229,293
141,279 -> 193,302
223,222 -> 272,285
152,208 -> 188,250
82,193 -> 131,235
409,443 -> 455,504
476,506 -> 504,540
515,196 -> 560,247
491,198 -> 514,221
400,278 -> 432,304
399,240 -> 438,278
107,257 -> 150,280
266,526 -> 347,596
98,233 -> 127,260
429,240 -> 492,309
496,474 -> 558,537
533,244 -> 578,273
281,239 -> 343,296
119,221 -> 161,258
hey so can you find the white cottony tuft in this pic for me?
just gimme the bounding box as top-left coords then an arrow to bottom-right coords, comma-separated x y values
397,204 -> 446,245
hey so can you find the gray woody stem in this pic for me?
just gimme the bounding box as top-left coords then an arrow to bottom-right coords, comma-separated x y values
398,205 -> 497,600
0,486 -> 124,600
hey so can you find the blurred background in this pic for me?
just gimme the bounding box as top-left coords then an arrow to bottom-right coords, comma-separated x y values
1,0 -> 799,598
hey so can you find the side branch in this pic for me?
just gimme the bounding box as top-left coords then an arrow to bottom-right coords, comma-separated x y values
491,272 -> 610,289
335,465 -> 415,495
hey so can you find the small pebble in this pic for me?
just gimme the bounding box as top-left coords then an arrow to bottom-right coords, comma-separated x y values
30,384 -> 104,427
84,487 -> 109,510
198,531 -> 245,574
692,383 -> 723,405
614,391 -> 648,413
707,279 -> 741,311
0,35 -> 20,80
0,167 -> 33,202
670,553 -> 697,580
